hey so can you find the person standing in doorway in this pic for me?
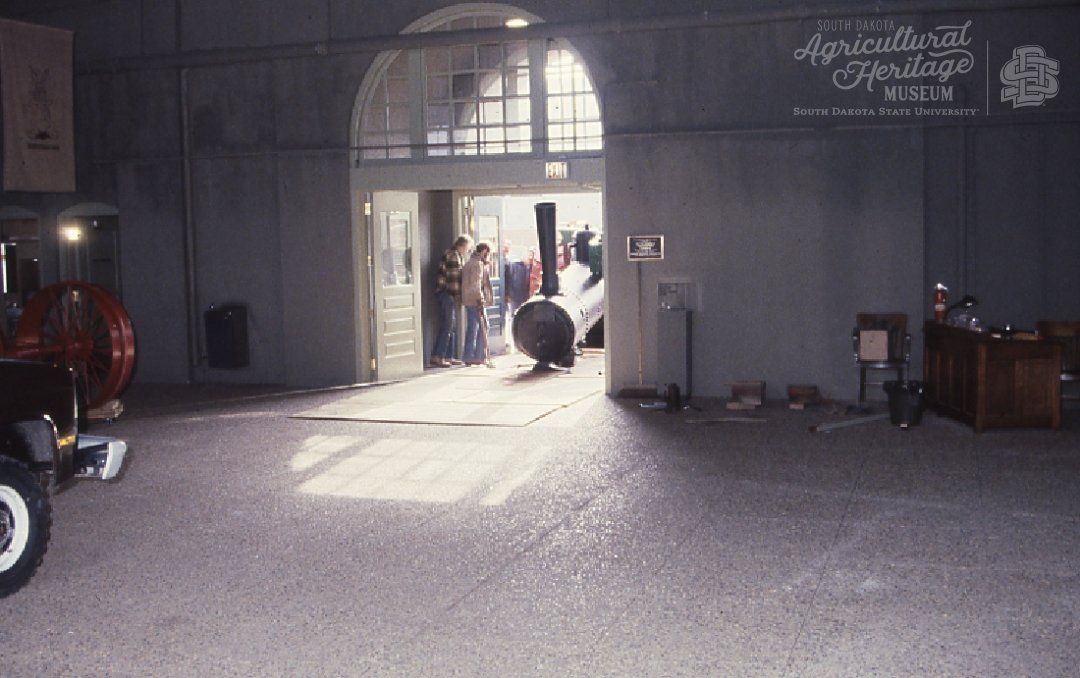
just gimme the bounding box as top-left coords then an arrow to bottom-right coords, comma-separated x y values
526,247 -> 542,298
431,234 -> 472,367
505,248 -> 531,316
504,244 -> 530,354
461,242 -> 494,367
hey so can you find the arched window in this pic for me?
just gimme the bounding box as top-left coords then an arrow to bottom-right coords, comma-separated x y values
355,6 -> 602,162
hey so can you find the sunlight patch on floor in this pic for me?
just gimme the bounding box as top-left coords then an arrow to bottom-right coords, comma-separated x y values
294,436 -> 550,505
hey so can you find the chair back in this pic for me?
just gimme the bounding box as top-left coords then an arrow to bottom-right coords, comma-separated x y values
856,313 -> 908,362
1036,320 -> 1080,378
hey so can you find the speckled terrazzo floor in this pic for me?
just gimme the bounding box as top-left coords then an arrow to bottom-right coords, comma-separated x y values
2,375 -> 1078,677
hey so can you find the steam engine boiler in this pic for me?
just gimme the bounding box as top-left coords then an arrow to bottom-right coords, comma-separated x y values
511,202 -> 604,367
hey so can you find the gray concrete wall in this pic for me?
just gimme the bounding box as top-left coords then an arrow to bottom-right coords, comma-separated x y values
605,131 -> 924,400
2,0 -> 1078,400
114,160 -> 189,383
277,153 -> 356,387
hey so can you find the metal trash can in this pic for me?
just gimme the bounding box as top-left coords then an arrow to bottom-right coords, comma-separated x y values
884,380 -> 924,427
205,304 -> 249,368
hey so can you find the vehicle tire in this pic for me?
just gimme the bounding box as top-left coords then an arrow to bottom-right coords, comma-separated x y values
0,457 -> 50,598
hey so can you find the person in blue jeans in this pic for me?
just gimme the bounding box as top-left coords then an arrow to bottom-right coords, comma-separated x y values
461,242 -> 494,367
431,235 -> 472,367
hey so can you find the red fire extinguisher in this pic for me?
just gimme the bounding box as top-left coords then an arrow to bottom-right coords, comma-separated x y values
934,283 -> 948,322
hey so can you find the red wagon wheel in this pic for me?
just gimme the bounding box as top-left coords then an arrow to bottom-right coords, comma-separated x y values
12,282 -> 136,410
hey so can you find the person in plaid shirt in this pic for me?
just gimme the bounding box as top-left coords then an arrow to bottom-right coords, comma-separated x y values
431,234 -> 472,367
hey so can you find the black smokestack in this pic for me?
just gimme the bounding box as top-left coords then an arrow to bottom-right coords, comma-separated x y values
535,202 -> 559,297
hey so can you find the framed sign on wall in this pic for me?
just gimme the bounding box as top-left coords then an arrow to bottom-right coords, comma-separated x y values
627,235 -> 664,261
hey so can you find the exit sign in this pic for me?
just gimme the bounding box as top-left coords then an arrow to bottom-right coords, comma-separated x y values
545,161 -> 569,180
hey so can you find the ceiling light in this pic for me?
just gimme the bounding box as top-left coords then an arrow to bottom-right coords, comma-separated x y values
505,18 -> 528,28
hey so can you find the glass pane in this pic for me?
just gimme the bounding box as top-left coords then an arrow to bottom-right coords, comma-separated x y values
387,104 -> 410,130
427,129 -> 450,156
381,212 -> 412,286
454,102 -> 476,126
546,66 -> 564,95
576,94 -> 592,118
387,78 -> 409,104
367,81 -> 387,107
481,125 -> 501,153
560,68 -> 575,94
478,44 -> 501,69
547,96 -> 571,122
427,104 -> 451,128
386,52 -> 408,77
453,128 -> 477,144
362,132 -> 386,145
505,69 -> 529,96
427,75 -> 449,101
479,72 -> 502,97
451,45 -> 475,70
505,97 -> 530,124
362,134 -> 387,159
505,124 -> 530,142
388,132 -> 411,155
583,94 -> 601,119
507,139 -> 531,153
574,67 -> 589,92
424,47 -> 449,73
504,41 -> 528,67
452,73 -> 477,99
362,107 -> 387,133
480,100 -> 503,124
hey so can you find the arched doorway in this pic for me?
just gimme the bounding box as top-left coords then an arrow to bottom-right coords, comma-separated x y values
57,202 -> 122,299
0,206 -> 42,338
349,3 -> 606,384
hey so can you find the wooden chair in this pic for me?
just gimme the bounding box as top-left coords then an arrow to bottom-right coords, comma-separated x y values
1036,320 -> 1080,400
852,313 -> 910,407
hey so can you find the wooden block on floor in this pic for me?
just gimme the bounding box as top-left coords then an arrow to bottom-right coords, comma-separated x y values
88,399 -> 124,421
726,401 -> 758,411
787,384 -> 821,410
731,380 -> 765,406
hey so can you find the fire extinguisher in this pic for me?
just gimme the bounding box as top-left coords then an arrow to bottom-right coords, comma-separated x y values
934,283 -> 948,322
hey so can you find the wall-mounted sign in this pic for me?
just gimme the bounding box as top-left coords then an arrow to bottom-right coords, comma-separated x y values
627,235 -> 664,261
545,161 -> 568,180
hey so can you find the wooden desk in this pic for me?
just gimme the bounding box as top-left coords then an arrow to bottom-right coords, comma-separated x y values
923,322 -> 1061,432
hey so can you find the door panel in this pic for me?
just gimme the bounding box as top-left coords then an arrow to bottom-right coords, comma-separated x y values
473,198 -> 505,354
371,191 -> 423,380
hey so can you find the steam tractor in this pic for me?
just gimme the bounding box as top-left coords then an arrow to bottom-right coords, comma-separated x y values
511,202 -> 604,368
2,281 -> 135,410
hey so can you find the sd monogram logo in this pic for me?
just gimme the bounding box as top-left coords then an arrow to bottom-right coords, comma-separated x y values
1000,45 -> 1060,108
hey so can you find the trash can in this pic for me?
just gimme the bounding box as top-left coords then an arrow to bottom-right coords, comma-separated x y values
884,380 -> 924,427
205,304 -> 249,369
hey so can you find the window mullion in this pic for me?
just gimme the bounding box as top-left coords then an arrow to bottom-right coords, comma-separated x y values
408,49 -> 425,156
528,39 -> 546,157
